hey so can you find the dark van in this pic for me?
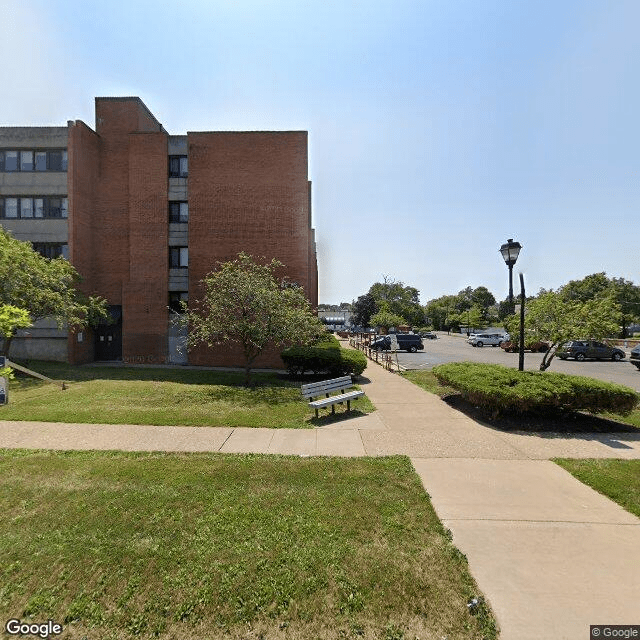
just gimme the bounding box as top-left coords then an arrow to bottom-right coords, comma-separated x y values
371,334 -> 424,353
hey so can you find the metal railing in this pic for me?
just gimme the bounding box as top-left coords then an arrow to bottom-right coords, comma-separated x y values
348,334 -> 402,373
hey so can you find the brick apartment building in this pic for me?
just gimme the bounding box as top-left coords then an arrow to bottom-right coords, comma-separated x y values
0,97 -> 318,368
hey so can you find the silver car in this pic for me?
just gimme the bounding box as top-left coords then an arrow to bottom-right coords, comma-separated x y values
468,333 -> 508,347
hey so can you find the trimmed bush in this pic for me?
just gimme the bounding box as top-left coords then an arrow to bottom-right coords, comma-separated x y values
432,362 -> 639,417
281,344 -> 367,378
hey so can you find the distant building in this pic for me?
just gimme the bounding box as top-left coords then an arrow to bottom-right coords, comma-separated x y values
0,97 -> 318,368
318,311 -> 352,330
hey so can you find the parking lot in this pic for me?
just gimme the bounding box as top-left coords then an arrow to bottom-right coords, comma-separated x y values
390,332 -> 640,392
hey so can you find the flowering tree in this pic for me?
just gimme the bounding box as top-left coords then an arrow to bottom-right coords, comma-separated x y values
183,253 -> 323,385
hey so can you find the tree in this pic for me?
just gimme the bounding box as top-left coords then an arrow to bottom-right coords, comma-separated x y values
368,277 -> 425,326
369,307 -> 407,332
0,229 -> 108,356
505,291 -> 621,371
560,272 -> 640,337
182,253 -> 323,385
351,293 -> 377,327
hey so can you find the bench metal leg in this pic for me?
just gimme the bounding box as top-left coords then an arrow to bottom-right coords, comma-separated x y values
315,408 -> 319,419
347,399 -> 351,411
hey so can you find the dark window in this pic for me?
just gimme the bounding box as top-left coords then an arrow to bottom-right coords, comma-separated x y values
170,247 -> 188,268
0,149 -> 67,172
169,201 -> 188,223
0,196 -> 67,218
4,151 -> 18,171
169,155 -> 188,178
48,151 -> 65,171
32,243 -> 68,259
35,151 -> 47,171
169,292 -> 188,313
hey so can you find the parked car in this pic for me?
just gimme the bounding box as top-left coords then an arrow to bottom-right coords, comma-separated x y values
420,331 -> 438,339
370,334 -> 424,353
630,344 -> 640,370
557,340 -> 626,362
467,333 -> 508,347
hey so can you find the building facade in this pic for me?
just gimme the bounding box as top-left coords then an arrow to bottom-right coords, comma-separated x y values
0,97 -> 318,368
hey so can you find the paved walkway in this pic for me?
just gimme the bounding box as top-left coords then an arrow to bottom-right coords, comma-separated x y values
0,359 -> 639,639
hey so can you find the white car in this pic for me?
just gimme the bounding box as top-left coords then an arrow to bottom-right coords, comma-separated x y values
468,333 -> 508,347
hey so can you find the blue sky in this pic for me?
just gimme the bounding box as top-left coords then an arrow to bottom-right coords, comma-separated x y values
2,0 -> 638,305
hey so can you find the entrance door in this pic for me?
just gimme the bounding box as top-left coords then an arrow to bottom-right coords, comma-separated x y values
95,305 -> 123,361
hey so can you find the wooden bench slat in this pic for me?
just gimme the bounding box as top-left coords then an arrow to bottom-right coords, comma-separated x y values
308,390 -> 364,408
300,376 -> 364,418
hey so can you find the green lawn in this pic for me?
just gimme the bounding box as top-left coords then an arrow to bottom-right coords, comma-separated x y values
0,451 -> 496,640
1,362 -> 374,428
554,459 -> 640,518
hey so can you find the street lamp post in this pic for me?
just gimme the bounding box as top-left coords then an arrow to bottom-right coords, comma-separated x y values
499,238 -> 522,306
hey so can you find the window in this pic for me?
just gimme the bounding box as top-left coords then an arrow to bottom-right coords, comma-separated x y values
0,149 -> 67,172
35,152 -> 47,171
0,196 -> 68,218
5,198 -> 17,218
170,247 -> 188,268
20,198 -> 34,218
169,155 -> 188,178
32,243 -> 68,259
47,151 -> 67,171
20,151 -> 34,171
169,292 -> 188,313
4,151 -> 18,172
169,201 -> 188,223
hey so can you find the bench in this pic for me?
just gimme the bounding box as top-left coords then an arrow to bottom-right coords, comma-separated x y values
301,375 -> 365,418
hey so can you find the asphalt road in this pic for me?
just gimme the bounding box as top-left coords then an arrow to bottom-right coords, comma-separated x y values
394,332 -> 640,392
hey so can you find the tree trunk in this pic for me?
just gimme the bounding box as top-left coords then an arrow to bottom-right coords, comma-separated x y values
0,336 -> 12,359
539,343 -> 558,371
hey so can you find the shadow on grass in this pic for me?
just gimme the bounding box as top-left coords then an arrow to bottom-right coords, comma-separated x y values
307,408 -> 370,427
11,360 -> 297,388
442,393 -> 640,435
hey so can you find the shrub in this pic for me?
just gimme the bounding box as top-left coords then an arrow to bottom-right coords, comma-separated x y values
281,345 -> 367,378
500,341 -> 549,353
432,362 -> 638,417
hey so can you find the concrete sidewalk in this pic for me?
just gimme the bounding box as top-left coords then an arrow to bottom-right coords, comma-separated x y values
0,358 -> 639,639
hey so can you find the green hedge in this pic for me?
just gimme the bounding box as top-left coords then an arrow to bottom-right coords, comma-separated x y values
281,344 -> 367,378
432,362 -> 639,416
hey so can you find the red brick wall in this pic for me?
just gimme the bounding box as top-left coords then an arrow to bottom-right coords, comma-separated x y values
187,131 -> 314,368
67,120 -> 100,364
123,131 -> 169,364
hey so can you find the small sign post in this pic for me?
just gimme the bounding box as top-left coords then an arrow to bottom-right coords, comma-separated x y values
0,377 -> 7,405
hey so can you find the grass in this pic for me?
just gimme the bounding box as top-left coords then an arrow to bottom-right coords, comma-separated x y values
0,450 -> 497,639
401,370 -> 640,431
1,362 -> 374,428
554,459 -> 640,518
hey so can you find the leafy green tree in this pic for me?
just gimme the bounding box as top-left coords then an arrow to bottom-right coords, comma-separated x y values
560,272 -> 640,337
368,277 -> 424,326
505,291 -> 621,371
182,253 -> 323,385
0,306 -> 31,379
0,229 -> 108,356
369,307 -> 407,331
423,295 -> 458,331
470,286 -> 496,310
351,292 -> 377,327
